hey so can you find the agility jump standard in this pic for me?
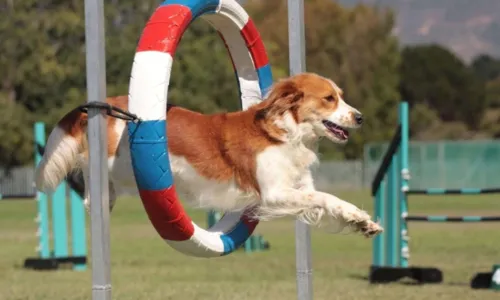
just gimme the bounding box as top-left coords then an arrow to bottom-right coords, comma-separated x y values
25,122 -> 87,270
369,102 -> 500,289
2,122 -> 87,271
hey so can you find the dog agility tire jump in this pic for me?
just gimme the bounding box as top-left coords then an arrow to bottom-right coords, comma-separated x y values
127,0 -> 273,257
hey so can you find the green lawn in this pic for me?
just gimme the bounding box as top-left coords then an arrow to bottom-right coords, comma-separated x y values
1,190 -> 499,300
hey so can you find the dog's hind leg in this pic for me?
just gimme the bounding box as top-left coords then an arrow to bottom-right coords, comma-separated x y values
108,180 -> 117,212
81,165 -> 117,213
80,165 -> 90,213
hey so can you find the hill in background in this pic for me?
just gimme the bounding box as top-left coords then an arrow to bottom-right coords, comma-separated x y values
338,0 -> 500,62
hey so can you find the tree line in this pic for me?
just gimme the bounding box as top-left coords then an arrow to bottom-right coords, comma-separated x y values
1,0 -> 499,168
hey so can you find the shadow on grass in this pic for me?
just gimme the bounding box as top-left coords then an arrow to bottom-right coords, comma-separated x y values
348,273 -> 423,286
347,273 -> 473,288
469,272 -> 494,289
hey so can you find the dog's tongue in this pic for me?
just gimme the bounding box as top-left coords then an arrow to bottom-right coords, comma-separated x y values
329,125 -> 348,139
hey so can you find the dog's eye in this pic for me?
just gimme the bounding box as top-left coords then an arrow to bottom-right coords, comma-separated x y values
325,95 -> 335,102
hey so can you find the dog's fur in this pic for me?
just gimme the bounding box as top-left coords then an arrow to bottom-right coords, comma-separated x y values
35,72 -> 383,237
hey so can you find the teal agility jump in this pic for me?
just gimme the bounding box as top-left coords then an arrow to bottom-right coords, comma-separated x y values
369,102 -> 500,289
23,122 -> 87,271
405,215 -> 500,222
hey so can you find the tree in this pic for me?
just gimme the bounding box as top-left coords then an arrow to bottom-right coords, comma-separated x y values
470,54 -> 500,108
168,19 -> 240,113
471,54 -> 500,82
1,0 -> 402,166
246,0 -> 401,159
0,0 -> 158,167
484,77 -> 500,108
400,44 -> 486,129
0,100 -> 33,167
0,0 -> 240,167
0,0 -> 86,166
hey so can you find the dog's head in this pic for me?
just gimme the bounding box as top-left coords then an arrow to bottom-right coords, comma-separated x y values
256,73 -> 362,144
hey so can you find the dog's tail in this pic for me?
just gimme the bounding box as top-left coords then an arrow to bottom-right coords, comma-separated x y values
35,108 -> 88,193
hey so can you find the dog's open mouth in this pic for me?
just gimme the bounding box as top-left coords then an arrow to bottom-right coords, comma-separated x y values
322,120 -> 349,140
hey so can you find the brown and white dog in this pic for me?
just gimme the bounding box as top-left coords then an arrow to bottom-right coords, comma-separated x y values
35,72 -> 383,237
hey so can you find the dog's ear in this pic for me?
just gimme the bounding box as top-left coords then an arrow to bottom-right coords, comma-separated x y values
256,79 -> 304,120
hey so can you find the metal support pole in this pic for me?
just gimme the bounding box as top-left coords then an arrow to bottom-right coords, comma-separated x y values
84,0 -> 111,299
288,1 -> 312,300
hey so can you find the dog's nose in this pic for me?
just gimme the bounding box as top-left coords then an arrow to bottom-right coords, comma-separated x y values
354,112 -> 363,125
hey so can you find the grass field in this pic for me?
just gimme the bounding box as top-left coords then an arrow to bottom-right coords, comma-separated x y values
1,190 -> 499,300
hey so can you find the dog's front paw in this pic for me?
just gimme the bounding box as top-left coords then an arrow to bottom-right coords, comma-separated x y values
357,219 -> 383,238
338,204 -> 383,237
